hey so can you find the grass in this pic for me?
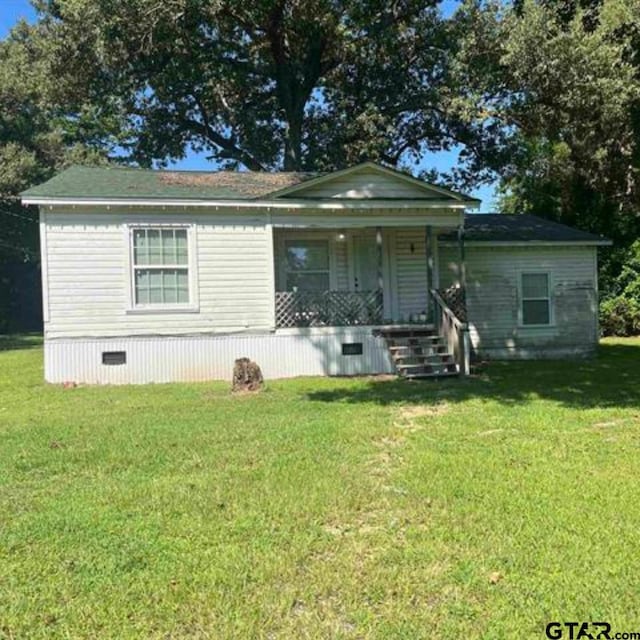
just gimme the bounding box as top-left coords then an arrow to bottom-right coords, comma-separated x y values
1,338 -> 639,639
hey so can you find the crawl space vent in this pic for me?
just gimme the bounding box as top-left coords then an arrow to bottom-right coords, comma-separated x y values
341,343 -> 363,356
102,351 -> 127,366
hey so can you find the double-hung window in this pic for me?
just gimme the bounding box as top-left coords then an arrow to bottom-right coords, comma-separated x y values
520,272 -> 551,325
131,227 -> 190,307
284,239 -> 330,291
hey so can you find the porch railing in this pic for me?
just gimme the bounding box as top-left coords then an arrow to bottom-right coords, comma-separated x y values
430,287 -> 471,376
275,290 -> 383,328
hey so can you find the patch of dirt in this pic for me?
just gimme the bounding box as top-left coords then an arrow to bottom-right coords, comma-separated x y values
390,403 -> 448,435
399,403 -> 449,421
476,428 -> 504,437
373,435 -> 405,449
489,571 -> 504,584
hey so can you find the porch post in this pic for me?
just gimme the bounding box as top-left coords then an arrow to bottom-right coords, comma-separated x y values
376,227 -> 384,303
425,226 -> 434,321
457,224 -> 467,291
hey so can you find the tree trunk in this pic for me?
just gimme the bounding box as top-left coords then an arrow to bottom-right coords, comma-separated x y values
283,112 -> 303,170
232,357 -> 264,392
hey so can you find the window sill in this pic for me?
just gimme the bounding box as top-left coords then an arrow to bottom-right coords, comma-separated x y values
126,305 -> 200,315
517,323 -> 556,330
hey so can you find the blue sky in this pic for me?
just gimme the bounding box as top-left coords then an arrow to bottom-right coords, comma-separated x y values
0,0 -> 497,210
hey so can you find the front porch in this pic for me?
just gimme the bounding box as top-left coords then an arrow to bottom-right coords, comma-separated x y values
272,226 -> 466,326
272,225 -> 471,376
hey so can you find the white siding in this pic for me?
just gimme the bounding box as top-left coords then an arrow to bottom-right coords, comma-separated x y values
287,167 -> 448,199
438,244 -> 599,357
44,210 -> 274,339
392,228 -> 430,321
44,329 -> 395,384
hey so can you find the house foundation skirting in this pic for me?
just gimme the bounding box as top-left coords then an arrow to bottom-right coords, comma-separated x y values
44,328 -> 395,384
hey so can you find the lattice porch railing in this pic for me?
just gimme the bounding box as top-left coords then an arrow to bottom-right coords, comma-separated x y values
275,290 -> 383,328
437,285 -> 467,323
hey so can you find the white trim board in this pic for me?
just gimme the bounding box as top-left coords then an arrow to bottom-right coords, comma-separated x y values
24,197 -> 475,210
123,222 -> 200,314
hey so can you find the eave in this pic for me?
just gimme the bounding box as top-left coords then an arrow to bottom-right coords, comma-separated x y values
23,196 -> 479,211
438,239 -> 612,247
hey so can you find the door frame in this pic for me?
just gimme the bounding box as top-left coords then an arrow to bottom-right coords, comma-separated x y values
347,230 -> 395,320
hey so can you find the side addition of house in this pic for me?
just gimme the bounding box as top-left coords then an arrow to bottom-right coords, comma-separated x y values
22,162 -> 611,384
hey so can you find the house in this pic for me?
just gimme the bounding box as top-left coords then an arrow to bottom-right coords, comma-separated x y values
21,162 -> 611,384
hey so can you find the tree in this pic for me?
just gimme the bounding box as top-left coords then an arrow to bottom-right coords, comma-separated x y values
28,0 -> 472,172
455,0 -> 640,233
450,0 -> 640,312
0,17 -> 121,330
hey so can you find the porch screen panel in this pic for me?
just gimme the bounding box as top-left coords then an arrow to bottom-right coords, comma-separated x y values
285,240 -> 330,291
133,228 -> 189,305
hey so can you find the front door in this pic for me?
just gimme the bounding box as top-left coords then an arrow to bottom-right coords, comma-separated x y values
352,234 -> 380,292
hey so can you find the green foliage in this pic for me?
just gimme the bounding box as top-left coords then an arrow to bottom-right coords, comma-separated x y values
23,0 -> 469,172
2,339 -> 640,637
599,239 -> 640,335
451,0 -> 640,312
600,296 -> 640,335
454,0 -> 640,238
0,17 -> 122,330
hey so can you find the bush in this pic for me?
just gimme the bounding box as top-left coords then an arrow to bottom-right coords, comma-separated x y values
600,296 -> 640,337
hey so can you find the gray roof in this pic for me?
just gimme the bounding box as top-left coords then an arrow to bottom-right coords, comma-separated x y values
441,214 -> 611,245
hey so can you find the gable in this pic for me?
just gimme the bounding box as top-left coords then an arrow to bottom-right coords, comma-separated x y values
271,163 -> 472,201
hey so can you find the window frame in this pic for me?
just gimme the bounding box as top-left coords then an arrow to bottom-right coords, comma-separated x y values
125,223 -> 199,314
518,270 -> 553,327
277,233 -> 337,292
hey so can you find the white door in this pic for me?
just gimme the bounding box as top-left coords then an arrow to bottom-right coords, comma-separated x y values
352,235 -> 380,292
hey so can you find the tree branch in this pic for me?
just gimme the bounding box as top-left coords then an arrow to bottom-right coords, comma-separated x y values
190,96 -> 265,170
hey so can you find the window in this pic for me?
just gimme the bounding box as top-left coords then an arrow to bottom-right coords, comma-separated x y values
132,228 -> 190,306
521,272 -> 551,325
285,239 -> 330,291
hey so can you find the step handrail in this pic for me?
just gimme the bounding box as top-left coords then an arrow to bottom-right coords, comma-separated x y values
430,288 -> 471,376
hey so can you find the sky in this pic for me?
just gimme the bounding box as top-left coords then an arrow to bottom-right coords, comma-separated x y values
0,0 -> 497,210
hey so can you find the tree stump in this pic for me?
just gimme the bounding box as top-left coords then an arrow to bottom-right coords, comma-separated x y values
232,357 -> 264,392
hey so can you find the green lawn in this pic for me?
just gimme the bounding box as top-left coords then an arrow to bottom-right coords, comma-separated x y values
1,338 -> 640,639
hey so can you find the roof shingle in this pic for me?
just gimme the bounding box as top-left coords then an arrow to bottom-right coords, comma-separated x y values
441,214 -> 611,245
22,165 -> 320,200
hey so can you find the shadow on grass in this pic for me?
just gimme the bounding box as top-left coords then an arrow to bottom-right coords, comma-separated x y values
307,343 -> 640,410
0,333 -> 43,352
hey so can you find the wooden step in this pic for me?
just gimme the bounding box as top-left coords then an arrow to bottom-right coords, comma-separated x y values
389,344 -> 448,357
393,354 -> 455,365
380,325 -> 459,380
404,370 -> 460,380
396,361 -> 457,371
377,326 -> 436,339
387,336 -> 443,348
396,362 -> 458,376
